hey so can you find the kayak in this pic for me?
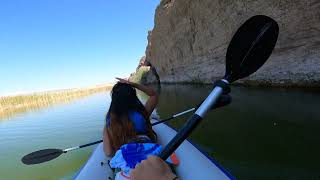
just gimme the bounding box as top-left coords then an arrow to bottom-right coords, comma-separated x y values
74,115 -> 234,180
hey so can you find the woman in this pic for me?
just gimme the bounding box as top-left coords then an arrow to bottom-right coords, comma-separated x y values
103,78 -> 158,156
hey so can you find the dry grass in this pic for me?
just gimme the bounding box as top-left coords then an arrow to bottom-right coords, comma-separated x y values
0,84 -> 113,120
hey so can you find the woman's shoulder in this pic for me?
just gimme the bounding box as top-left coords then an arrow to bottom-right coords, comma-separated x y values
129,111 -> 148,134
129,111 -> 147,119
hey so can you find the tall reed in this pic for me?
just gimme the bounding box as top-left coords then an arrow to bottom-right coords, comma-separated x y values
0,85 -> 113,120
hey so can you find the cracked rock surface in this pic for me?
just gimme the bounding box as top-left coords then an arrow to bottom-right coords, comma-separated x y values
145,0 -> 320,87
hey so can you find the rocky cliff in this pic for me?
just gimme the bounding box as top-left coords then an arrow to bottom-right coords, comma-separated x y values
129,56 -> 160,84
142,0 -> 320,87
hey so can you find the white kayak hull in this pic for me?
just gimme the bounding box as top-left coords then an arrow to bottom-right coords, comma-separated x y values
75,118 -> 234,180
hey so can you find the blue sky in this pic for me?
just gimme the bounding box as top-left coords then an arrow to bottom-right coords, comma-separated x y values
0,0 -> 159,96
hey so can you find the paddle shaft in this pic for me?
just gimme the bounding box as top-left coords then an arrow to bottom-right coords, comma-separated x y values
159,15 -> 279,160
62,94 -> 232,152
159,81 -> 228,160
62,107 -> 196,152
63,140 -> 104,152
22,15 -> 278,166
152,94 -> 232,126
151,108 -> 196,126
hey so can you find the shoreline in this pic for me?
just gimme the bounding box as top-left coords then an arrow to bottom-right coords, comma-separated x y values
148,81 -> 320,89
0,83 -> 115,98
0,84 -> 113,120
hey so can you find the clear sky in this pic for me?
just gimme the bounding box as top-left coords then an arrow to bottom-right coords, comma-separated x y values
0,0 -> 159,96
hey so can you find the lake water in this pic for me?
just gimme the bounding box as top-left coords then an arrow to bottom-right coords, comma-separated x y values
0,85 -> 319,179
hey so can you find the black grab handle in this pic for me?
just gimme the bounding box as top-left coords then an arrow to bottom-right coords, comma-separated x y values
196,94 -> 232,110
159,114 -> 203,160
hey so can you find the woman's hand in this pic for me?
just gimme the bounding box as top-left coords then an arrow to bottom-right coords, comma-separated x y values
116,77 -> 131,84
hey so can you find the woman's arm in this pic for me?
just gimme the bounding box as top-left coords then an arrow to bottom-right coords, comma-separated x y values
103,127 -> 113,156
116,78 -> 158,117
130,82 -> 158,117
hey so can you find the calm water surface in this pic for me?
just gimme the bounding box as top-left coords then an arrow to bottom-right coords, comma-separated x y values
0,93 -> 110,180
157,85 -> 320,180
0,85 -> 319,179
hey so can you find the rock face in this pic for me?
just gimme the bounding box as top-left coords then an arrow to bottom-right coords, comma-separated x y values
129,56 -> 160,84
145,0 -> 320,87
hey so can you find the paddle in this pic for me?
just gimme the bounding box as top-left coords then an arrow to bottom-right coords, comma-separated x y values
21,94 -> 231,165
159,15 -> 279,160
152,94 -> 232,126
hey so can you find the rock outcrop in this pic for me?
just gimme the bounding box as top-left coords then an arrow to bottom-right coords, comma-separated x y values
129,56 -> 160,84
144,0 -> 320,87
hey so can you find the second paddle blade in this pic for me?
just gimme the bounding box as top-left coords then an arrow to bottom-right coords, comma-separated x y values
21,149 -> 63,165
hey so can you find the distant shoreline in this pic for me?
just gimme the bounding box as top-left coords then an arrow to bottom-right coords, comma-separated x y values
0,84 -> 114,120
0,83 -> 115,98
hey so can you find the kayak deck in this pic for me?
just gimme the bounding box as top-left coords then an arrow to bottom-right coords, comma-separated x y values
75,118 -> 234,180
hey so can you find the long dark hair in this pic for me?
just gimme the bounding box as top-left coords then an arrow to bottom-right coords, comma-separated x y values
106,82 -> 155,152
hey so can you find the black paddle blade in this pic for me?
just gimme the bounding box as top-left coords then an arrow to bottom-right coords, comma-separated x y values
21,149 -> 63,165
225,15 -> 279,83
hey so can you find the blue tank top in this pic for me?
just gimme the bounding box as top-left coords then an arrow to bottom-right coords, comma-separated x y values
106,111 -> 147,134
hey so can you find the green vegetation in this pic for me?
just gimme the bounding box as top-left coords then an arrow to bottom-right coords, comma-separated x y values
129,66 -> 150,84
0,84 -> 113,119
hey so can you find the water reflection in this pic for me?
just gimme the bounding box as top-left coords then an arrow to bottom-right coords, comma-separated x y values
155,84 -> 320,179
0,93 -> 110,180
0,84 -> 319,179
